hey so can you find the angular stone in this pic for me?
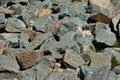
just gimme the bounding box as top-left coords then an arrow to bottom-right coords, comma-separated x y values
0,40 -> 6,54
16,50 -> 44,69
19,68 -> 36,80
0,13 -> 5,29
113,65 -> 120,74
118,74 -> 120,80
64,49 -> 85,68
38,56 -> 56,69
95,29 -> 116,46
81,65 -> 118,80
43,72 -> 65,80
33,63 -> 52,80
0,55 -> 19,73
34,15 -> 54,32
112,11 -> 120,31
5,18 -> 26,32
5,34 -> 19,48
19,32 -> 29,48
25,32 -> 52,50
63,68 -> 80,80
87,52 -> 111,68
89,0 -> 111,8
90,12 -> 111,24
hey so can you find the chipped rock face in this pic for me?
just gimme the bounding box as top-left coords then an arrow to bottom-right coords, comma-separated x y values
16,50 -> 44,69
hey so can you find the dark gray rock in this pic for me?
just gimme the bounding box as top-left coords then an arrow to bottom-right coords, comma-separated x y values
5,18 -> 26,32
0,13 -> 5,29
81,65 -> 118,80
25,32 -> 52,50
34,15 -> 54,32
0,55 -> 19,73
95,29 -> 116,46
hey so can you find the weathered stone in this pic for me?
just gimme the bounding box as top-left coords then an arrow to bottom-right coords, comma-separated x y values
19,68 -> 36,80
9,4 -> 24,15
86,52 -> 111,68
89,0 -> 111,9
34,15 -> 54,32
113,65 -> 120,74
64,49 -> 85,68
19,32 -> 29,48
25,32 -> 52,50
0,40 -> 6,54
16,50 -> 44,69
81,65 -> 118,80
118,74 -> 120,80
0,78 -> 18,80
33,63 -> 52,80
5,34 -> 19,48
0,13 -> 5,29
43,72 -> 65,80
95,29 -> 116,46
5,18 -> 26,32
0,55 -> 19,73
59,4 -> 79,17
63,68 -> 80,80
38,56 -> 56,69
90,12 -> 111,24
112,12 -> 120,30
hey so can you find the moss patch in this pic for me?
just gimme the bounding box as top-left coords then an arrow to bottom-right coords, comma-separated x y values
111,55 -> 120,69
114,40 -> 120,48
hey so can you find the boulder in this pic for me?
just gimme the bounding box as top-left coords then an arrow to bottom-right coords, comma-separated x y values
113,65 -> 120,74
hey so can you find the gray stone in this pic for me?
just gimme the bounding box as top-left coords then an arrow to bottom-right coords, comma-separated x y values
43,72 -> 65,80
33,63 -> 52,80
63,68 -> 80,80
34,15 -> 54,32
25,32 -> 52,50
0,55 -> 19,73
113,65 -> 120,74
87,52 -> 111,68
19,32 -> 29,48
9,4 -> 24,15
59,3 -> 79,17
118,74 -> 120,80
64,49 -> 85,68
5,18 -> 26,32
81,65 -> 118,80
0,13 -> 5,29
19,68 -> 36,80
5,34 -> 19,48
0,78 -> 18,80
95,29 -> 116,46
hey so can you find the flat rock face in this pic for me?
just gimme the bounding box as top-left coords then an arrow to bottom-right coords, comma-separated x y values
95,29 -> 116,46
5,18 -> 26,32
90,0 -> 111,8
16,50 -> 44,69
0,55 -> 19,73
64,49 -> 85,68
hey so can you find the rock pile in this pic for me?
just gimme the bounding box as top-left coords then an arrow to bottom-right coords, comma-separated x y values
0,0 -> 120,80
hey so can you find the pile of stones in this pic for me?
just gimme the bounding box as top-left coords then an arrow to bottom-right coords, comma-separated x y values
0,0 -> 120,80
